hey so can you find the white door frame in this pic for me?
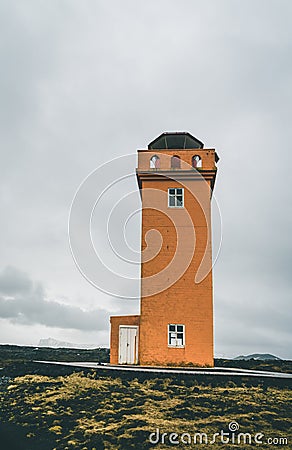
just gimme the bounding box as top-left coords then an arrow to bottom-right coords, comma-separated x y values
118,325 -> 139,365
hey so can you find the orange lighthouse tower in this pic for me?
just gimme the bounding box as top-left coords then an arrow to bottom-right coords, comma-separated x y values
110,132 -> 219,367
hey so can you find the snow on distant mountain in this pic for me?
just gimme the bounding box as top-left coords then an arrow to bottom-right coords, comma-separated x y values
233,353 -> 282,361
38,338 -> 97,349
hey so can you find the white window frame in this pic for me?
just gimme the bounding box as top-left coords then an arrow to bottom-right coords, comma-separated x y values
168,324 -> 185,348
168,188 -> 184,208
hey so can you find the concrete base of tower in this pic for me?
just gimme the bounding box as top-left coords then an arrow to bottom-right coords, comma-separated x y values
138,357 -> 214,368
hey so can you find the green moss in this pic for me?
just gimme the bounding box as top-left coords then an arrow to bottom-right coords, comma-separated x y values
0,372 -> 291,449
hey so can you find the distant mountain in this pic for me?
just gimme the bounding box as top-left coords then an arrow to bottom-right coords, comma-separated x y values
38,338 -> 96,349
233,353 -> 282,361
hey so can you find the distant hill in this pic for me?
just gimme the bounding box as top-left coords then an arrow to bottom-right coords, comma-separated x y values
233,353 -> 282,361
38,338 -> 96,349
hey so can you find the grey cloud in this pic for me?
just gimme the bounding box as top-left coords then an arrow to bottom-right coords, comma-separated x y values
0,266 -> 33,295
215,292 -> 291,335
0,0 -> 291,354
0,266 -> 108,331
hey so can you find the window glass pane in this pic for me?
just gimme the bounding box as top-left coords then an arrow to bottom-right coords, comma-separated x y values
176,338 -> 183,346
177,325 -> 183,332
166,135 -> 185,149
176,189 -> 182,195
177,197 -> 183,206
151,136 -> 167,149
169,325 -> 175,332
169,189 -> 175,195
185,136 -> 201,149
169,196 -> 175,207
177,333 -> 183,340
170,337 -> 176,345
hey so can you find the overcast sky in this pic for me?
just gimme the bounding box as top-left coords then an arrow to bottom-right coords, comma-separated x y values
0,0 -> 291,359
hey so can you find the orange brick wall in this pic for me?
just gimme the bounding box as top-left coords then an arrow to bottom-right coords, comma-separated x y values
110,315 -> 140,364
110,146 -> 217,367
137,149 -> 216,367
137,148 -> 216,171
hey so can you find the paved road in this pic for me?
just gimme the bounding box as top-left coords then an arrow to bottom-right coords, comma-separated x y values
34,361 -> 292,379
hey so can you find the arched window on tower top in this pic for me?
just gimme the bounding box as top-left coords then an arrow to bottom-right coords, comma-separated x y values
171,155 -> 181,169
192,155 -> 202,168
150,155 -> 160,169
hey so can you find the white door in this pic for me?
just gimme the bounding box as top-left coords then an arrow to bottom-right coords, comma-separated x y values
119,326 -> 138,364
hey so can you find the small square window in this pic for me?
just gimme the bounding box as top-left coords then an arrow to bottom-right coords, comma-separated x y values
168,324 -> 185,347
168,188 -> 184,208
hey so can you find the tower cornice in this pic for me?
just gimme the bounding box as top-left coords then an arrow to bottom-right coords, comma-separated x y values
136,169 -> 218,192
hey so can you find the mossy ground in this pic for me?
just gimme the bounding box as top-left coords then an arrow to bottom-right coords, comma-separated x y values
0,346 -> 291,449
0,371 -> 291,449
